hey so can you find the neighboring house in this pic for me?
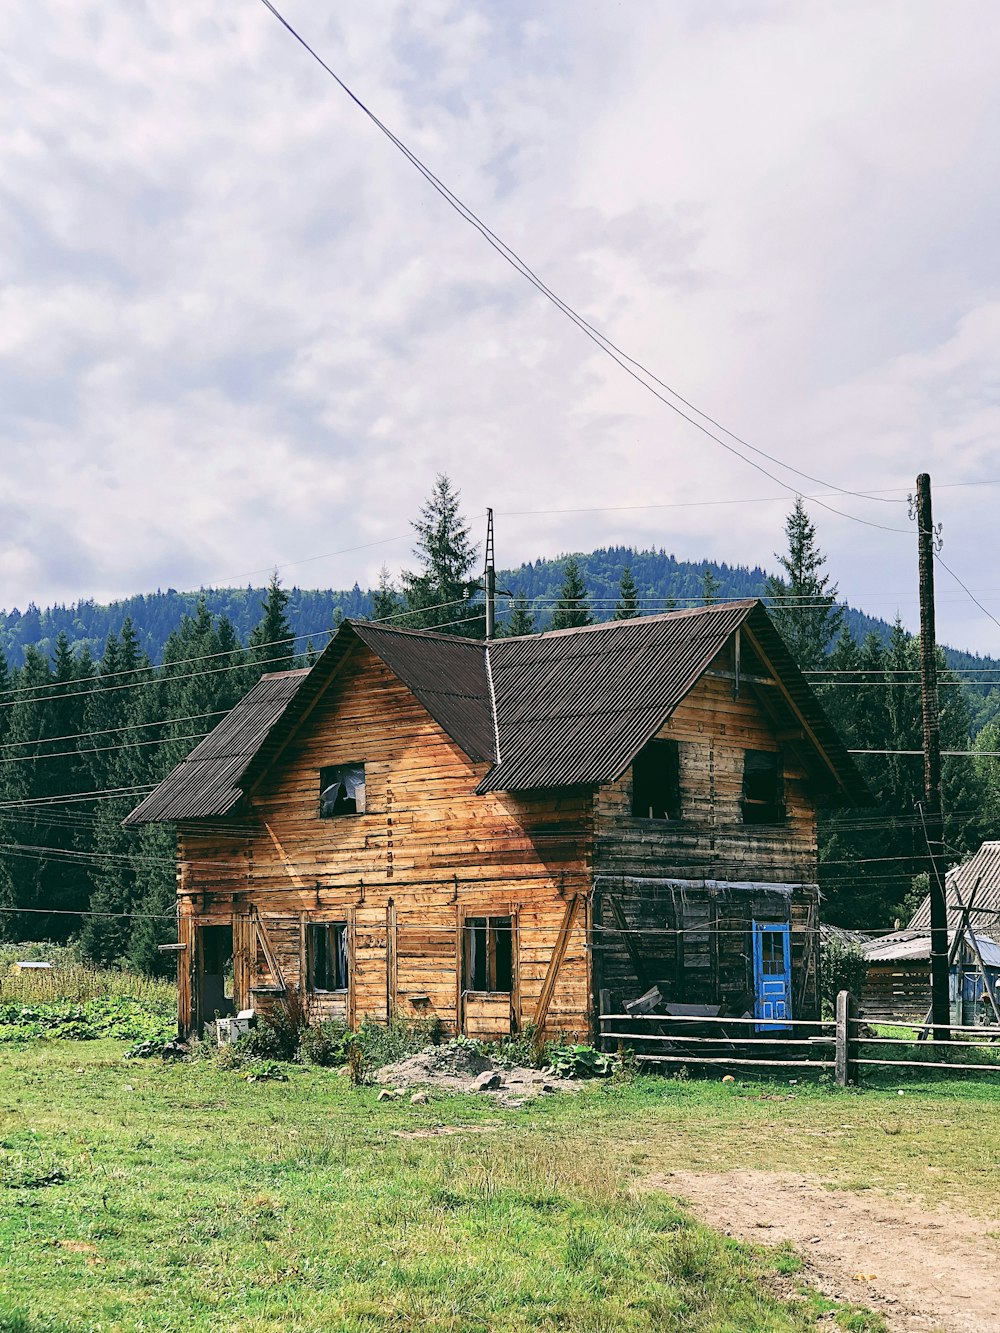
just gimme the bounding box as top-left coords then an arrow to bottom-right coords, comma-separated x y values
125,601 -> 867,1041
862,929 -> 1000,1026
909,842 -> 1000,946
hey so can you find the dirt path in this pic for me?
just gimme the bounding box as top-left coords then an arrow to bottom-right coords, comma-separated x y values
648,1170 -> 1000,1332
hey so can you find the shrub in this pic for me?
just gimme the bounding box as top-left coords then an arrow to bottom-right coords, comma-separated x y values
820,936 -> 868,1017
544,1041 -> 615,1079
298,1019 -> 352,1067
254,992 -> 308,1060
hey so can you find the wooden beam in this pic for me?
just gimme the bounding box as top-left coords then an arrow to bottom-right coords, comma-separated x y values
532,893 -> 580,1036
252,909 -> 287,992
742,626 -> 845,793
260,819 -> 308,889
607,892 -> 651,994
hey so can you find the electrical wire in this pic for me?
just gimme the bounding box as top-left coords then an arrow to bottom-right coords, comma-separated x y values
256,0 -> 911,535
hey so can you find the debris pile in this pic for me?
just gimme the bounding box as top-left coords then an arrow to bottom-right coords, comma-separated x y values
375,1044 -> 581,1106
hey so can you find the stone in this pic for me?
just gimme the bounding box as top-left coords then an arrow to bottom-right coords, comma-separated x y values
470,1070 -> 502,1093
377,1088 -> 397,1102
410,1091 -> 429,1105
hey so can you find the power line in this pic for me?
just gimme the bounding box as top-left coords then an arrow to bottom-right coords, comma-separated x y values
256,0 -> 911,535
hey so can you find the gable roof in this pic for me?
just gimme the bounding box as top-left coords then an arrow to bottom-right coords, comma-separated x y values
125,600 -> 868,825
909,841 -> 1000,944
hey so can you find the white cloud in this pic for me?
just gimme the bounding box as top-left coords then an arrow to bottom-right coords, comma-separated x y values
0,0 -> 999,654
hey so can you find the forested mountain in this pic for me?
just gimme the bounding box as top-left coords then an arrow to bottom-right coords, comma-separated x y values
0,478 -> 997,960
3,546 -> 997,690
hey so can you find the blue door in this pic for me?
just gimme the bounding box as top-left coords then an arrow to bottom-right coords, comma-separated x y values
753,922 -> 792,1031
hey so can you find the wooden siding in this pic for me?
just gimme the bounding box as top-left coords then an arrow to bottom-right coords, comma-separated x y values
178,644 -> 592,1038
591,662 -> 820,1020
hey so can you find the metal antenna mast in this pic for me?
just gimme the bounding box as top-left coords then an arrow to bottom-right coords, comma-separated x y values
484,508 -> 497,641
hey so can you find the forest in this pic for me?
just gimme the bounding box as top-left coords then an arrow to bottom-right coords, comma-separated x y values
0,475 -> 997,965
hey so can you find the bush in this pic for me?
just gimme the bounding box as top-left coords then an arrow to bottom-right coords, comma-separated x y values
254,992 -> 308,1060
820,935 -> 868,1017
544,1041 -> 615,1079
298,1019 -> 352,1067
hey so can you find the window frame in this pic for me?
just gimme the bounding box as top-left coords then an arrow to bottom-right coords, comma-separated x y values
319,762 -> 366,819
306,921 -> 350,993
462,915 -> 514,995
631,737 -> 682,821
741,749 -> 786,825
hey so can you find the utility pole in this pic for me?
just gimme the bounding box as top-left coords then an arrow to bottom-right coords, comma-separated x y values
484,508 -> 496,641
914,473 -> 951,1042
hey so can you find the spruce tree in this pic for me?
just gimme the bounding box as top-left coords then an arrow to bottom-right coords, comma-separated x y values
503,593 -> 536,637
371,566 -> 402,622
614,567 -> 639,620
401,475 -> 481,636
765,497 -> 844,671
551,557 -> 592,630
700,566 -> 722,605
249,572 -> 295,674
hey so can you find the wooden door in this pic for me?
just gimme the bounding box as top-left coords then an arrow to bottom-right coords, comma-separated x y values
753,922 -> 791,1031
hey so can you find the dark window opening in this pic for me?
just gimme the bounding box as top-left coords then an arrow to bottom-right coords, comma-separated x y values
463,916 -> 513,994
631,738 -> 681,820
320,763 -> 365,818
742,750 -> 785,824
308,922 -> 349,991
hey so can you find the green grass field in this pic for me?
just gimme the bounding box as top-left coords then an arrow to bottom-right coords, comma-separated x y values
2,1037 -> 998,1333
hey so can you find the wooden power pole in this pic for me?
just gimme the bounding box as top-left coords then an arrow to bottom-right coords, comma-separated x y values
914,473 -> 951,1041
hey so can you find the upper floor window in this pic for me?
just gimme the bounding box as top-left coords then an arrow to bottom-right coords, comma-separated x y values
631,738 -> 681,820
742,750 -> 785,825
320,763 -> 365,818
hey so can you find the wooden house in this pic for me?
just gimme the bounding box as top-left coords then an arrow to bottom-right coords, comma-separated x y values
125,601 -> 868,1041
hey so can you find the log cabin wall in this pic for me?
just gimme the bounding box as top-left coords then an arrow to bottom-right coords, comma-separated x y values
177,644 -> 593,1039
592,653 -> 821,1019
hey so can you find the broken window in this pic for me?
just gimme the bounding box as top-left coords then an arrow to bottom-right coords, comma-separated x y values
631,738 -> 681,820
307,922 -> 349,991
463,916 -> 513,994
742,750 -> 785,825
319,763 -> 365,818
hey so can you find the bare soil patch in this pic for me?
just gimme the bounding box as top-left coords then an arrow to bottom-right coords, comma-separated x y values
647,1169 -> 1000,1332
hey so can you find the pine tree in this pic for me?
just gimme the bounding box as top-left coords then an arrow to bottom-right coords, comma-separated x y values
249,572 -> 295,675
401,475 -> 481,636
765,497 -> 844,671
614,567 -> 639,620
551,557 -> 592,630
503,593 -> 536,637
700,566 -> 722,605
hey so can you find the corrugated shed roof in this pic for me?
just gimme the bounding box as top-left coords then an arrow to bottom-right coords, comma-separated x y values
864,928 -> 1000,967
125,600 -> 868,824
123,670 -> 309,825
909,842 -> 1000,943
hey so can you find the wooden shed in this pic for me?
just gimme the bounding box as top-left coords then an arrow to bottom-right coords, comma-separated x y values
909,841 -> 1000,945
862,929 -> 1000,1026
125,600 -> 867,1041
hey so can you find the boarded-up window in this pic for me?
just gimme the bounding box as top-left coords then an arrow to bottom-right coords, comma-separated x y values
742,750 -> 785,825
463,916 -> 513,994
308,923 -> 349,991
631,738 -> 681,820
319,763 -> 366,818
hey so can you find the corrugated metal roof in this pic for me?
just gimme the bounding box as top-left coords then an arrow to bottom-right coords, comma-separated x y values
909,841 -> 1000,943
864,928 -> 1000,967
123,669 -> 309,825
125,600 -> 869,824
477,601 -> 867,800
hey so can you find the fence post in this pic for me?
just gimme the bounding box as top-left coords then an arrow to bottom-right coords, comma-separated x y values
835,990 -> 858,1086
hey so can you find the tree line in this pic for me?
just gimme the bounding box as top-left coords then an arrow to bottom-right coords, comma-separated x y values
0,476 -> 996,964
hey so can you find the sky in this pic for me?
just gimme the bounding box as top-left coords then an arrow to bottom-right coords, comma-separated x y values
2,1 -> 1000,653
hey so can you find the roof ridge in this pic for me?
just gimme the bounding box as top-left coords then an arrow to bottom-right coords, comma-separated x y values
498,599 -> 761,643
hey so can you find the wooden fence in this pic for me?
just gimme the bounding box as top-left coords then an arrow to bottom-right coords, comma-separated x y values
598,991 -> 1000,1086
